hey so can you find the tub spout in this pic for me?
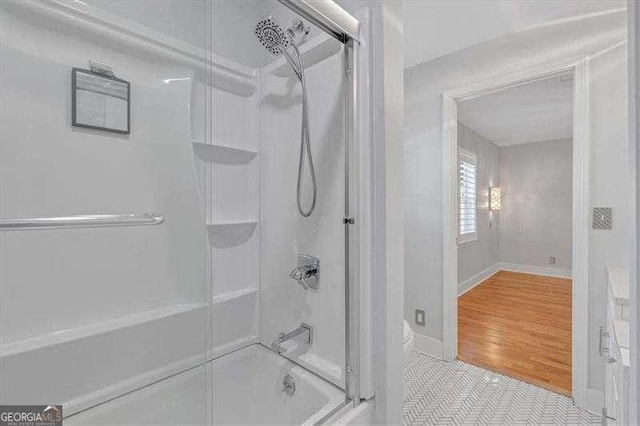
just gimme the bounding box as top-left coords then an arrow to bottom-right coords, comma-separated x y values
271,337 -> 286,354
271,323 -> 313,354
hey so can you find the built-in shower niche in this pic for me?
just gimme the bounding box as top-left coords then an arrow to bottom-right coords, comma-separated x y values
190,64 -> 261,358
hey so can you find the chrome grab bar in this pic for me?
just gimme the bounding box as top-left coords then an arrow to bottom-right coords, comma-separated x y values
0,213 -> 165,230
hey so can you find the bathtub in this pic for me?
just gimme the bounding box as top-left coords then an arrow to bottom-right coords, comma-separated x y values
66,344 -> 344,425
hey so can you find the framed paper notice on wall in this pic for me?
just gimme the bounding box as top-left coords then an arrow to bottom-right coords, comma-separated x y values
72,68 -> 130,134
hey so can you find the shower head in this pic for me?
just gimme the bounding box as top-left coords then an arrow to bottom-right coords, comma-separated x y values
255,16 -> 316,217
255,16 -> 292,56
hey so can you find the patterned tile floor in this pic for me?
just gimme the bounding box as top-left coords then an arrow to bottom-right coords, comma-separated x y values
404,351 -> 600,425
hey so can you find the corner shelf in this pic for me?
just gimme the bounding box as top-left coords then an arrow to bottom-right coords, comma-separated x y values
212,68 -> 257,97
192,141 -> 257,165
207,220 -> 257,248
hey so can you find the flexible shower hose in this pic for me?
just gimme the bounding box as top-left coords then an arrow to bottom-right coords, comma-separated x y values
281,44 -> 317,217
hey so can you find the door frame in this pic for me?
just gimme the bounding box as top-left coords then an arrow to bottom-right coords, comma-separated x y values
629,1 -> 639,424
442,57 -> 590,408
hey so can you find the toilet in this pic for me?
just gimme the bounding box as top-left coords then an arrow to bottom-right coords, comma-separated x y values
403,320 -> 414,357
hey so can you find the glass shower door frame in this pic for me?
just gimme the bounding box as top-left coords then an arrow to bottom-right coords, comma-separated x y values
277,0 -> 362,405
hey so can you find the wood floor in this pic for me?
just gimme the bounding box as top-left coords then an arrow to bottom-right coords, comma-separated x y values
458,270 -> 572,396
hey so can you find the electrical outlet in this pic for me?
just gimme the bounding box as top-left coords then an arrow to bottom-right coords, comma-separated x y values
593,207 -> 613,230
415,309 -> 426,326
549,256 -> 556,265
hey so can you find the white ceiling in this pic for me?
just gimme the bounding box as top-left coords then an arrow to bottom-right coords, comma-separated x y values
403,0 -> 625,69
458,75 -> 573,147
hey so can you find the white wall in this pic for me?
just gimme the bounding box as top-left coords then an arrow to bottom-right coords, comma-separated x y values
588,42 -> 629,390
499,139 -> 573,271
370,1 -> 405,423
456,131 -> 573,285
404,9 -> 627,394
457,123 -> 499,283
402,1 -> 627,69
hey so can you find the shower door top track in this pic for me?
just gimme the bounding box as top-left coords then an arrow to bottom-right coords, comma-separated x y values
277,0 -> 360,43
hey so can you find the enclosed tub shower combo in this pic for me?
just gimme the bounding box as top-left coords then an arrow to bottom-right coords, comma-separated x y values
0,0 -> 372,424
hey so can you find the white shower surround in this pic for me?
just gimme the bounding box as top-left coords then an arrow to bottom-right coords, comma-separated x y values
0,0 -> 370,421
0,1 -> 211,415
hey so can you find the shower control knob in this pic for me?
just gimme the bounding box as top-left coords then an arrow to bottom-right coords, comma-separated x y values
289,255 -> 320,291
282,374 -> 296,395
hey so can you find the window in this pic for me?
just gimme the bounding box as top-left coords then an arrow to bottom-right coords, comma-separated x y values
458,148 -> 477,244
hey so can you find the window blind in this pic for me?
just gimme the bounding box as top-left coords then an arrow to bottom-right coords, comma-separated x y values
459,149 -> 477,243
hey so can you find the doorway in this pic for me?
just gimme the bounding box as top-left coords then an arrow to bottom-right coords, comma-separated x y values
457,74 -> 573,394
442,58 -> 590,406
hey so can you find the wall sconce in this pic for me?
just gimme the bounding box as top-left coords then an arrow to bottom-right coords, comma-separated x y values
489,187 -> 502,211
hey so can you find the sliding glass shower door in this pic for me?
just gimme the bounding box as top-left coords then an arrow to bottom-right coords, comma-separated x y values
0,1 -> 210,423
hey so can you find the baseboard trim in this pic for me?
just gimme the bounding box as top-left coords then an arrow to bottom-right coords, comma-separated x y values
457,263 -> 571,297
413,333 -> 444,359
498,262 -> 572,279
457,264 -> 500,296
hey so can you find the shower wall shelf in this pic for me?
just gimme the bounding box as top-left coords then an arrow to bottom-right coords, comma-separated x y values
3,302 -> 208,416
211,69 -> 257,97
211,288 -> 259,354
207,221 -> 257,248
263,33 -> 341,78
1,303 -> 206,357
192,141 -> 257,165
213,287 -> 258,305
189,48 -> 260,362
